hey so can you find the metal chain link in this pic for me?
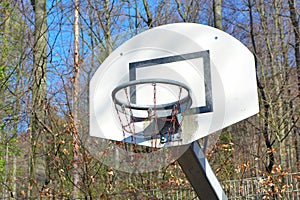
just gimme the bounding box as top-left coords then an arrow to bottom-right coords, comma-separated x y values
124,87 -> 136,143
152,83 -> 158,147
113,81 -> 186,146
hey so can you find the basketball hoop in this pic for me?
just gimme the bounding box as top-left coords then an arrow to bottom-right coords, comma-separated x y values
111,79 -> 192,145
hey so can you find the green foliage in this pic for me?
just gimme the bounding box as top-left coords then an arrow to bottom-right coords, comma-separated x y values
209,132 -> 236,181
0,153 -> 6,181
0,65 -> 5,82
1,1 -> 10,8
0,123 -> 4,131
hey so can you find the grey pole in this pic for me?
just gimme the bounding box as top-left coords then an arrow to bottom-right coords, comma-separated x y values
178,141 -> 228,200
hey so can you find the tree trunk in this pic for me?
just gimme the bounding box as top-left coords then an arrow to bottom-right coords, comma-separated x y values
288,0 -> 300,171
142,0 -> 153,27
104,0 -> 113,54
1,3 -> 11,198
73,0 -> 80,198
248,0 -> 274,173
213,0 -> 223,30
30,0 -> 48,197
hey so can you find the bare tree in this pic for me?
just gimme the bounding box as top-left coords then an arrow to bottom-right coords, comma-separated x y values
0,0 -> 298,198
142,0 -> 153,27
174,0 -> 203,23
72,0 -> 81,198
213,0 -> 222,30
29,0 -> 49,197
288,0 -> 300,170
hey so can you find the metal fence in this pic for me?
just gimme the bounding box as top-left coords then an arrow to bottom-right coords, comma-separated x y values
103,172 -> 299,199
102,188 -> 199,200
222,172 -> 300,200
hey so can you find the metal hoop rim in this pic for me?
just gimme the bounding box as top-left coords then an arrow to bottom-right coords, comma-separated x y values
111,78 -> 192,111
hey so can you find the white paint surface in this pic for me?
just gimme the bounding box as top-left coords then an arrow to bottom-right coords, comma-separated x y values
89,23 -> 259,147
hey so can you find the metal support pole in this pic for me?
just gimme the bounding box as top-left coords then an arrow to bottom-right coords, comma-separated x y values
178,141 -> 228,200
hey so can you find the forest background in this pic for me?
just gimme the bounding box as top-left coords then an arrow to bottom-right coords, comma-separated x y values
0,0 -> 299,199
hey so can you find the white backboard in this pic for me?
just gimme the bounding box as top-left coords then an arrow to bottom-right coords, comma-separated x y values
89,23 -> 259,147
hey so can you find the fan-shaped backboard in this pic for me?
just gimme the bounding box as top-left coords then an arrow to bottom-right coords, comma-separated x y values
89,23 -> 259,147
